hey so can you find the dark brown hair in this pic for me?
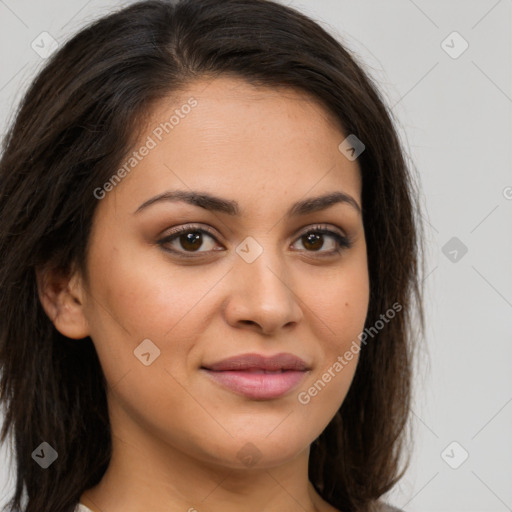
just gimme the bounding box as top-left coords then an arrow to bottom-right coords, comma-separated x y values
0,1 -> 425,511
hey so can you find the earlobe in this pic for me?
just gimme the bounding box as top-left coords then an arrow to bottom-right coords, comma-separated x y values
35,265 -> 90,340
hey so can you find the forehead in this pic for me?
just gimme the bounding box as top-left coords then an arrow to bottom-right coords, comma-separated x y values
98,76 -> 362,219
156,76 -> 348,150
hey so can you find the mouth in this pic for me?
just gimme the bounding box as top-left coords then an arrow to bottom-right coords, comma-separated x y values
200,352 -> 311,400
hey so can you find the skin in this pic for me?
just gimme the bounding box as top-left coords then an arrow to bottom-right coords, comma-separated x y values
38,76 -> 370,512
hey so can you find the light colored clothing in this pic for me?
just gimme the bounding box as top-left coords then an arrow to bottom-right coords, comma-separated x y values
75,504 -> 95,512
74,500 -> 403,511
382,504 -> 404,512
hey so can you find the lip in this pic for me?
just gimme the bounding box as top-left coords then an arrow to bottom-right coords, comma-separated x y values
201,352 -> 311,400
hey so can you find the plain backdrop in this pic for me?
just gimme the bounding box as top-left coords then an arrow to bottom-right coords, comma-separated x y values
0,1 -> 511,511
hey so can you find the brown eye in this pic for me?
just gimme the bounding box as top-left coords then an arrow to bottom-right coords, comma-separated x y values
158,225 -> 222,256
292,227 -> 353,256
179,231 -> 203,252
301,232 -> 324,251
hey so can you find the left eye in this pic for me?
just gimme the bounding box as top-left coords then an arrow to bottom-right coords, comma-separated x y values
291,228 -> 352,254
157,225 -> 352,257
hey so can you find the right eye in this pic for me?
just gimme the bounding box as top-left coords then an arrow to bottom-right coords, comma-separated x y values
157,224 -> 225,257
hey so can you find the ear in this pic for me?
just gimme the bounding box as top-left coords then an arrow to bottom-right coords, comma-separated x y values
36,264 -> 90,340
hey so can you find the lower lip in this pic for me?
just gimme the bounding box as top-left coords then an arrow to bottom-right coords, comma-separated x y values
201,369 -> 307,400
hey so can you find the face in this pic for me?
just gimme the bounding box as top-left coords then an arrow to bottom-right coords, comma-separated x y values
71,77 -> 369,469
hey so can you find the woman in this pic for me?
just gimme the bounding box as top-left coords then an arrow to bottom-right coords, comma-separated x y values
0,1 -> 424,511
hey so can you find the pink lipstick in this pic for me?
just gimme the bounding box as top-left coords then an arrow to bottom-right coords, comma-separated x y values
201,352 -> 310,400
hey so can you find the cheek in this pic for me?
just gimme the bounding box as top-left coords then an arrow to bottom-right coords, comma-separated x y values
299,256 -> 369,406
87,237 -> 211,335
83,246 -> 215,436
84,239 -> 223,380
312,257 -> 370,346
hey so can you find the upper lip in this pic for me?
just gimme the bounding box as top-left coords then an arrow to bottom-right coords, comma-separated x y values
202,352 -> 310,372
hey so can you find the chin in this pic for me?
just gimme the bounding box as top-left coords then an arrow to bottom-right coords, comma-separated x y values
197,430 -> 313,470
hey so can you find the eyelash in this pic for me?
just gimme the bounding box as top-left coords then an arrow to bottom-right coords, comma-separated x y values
157,223 -> 353,259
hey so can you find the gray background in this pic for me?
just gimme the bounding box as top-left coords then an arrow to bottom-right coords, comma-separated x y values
0,1 -> 511,511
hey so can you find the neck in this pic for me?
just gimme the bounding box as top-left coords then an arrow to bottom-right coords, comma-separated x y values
80,402 -> 332,512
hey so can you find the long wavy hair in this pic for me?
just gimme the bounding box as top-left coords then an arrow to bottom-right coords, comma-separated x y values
0,1 -> 425,511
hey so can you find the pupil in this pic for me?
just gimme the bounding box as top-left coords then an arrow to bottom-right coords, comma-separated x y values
304,233 -> 322,251
181,232 -> 202,251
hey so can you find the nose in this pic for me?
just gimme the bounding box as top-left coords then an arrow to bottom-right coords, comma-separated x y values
222,244 -> 303,336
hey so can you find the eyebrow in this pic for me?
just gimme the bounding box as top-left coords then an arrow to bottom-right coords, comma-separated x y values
133,189 -> 361,217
